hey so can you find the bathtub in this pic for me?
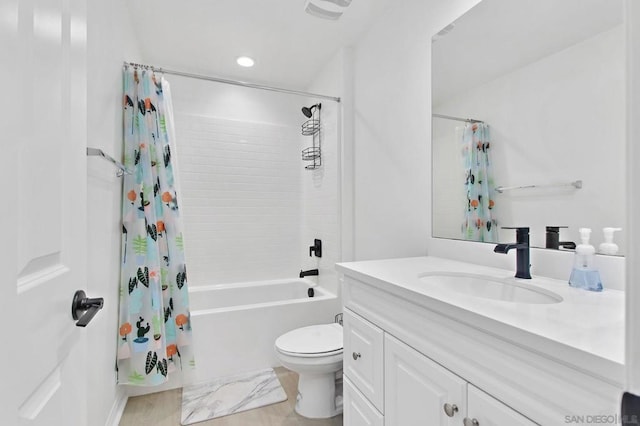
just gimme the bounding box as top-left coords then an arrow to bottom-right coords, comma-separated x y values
188,278 -> 340,382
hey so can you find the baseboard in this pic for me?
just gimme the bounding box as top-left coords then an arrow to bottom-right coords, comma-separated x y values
105,389 -> 128,426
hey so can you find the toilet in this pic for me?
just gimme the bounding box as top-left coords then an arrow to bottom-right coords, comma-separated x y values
275,323 -> 343,419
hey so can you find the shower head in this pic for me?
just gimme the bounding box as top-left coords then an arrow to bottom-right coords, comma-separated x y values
302,106 -> 313,118
302,103 -> 321,118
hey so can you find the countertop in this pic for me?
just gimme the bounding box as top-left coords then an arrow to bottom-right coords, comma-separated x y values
336,256 -> 624,382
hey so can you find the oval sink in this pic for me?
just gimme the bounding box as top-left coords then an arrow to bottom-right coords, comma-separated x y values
418,272 -> 563,304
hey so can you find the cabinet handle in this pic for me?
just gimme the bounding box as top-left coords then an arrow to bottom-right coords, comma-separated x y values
352,352 -> 361,360
443,403 -> 458,417
463,418 -> 479,426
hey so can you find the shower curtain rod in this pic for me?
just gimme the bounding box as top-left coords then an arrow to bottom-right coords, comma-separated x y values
124,62 -> 341,103
432,113 -> 484,124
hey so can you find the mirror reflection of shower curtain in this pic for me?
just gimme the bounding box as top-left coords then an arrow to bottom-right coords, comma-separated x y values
460,122 -> 497,242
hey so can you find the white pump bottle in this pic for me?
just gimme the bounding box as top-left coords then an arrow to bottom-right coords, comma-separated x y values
599,227 -> 621,255
568,228 -> 602,291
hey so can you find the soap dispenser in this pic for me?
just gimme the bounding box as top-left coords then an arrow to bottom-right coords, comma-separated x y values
568,228 -> 603,292
599,227 -> 622,255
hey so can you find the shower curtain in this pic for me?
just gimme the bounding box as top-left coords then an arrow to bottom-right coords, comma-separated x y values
117,66 -> 194,386
461,122 -> 497,242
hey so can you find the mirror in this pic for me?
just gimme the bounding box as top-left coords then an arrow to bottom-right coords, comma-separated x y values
431,0 -> 625,255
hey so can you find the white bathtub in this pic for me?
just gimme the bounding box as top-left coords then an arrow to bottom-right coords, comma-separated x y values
189,278 -> 340,382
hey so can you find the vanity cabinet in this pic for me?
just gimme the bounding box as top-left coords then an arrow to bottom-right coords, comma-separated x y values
339,265 -> 622,426
385,332 -> 466,425
344,376 -> 384,426
344,307 -> 536,425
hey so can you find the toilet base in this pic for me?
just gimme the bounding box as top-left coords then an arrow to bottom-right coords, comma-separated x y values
295,372 -> 343,419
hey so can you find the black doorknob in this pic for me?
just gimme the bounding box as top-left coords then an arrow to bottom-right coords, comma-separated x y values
71,290 -> 104,327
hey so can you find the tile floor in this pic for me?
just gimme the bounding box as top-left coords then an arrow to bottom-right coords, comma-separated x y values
119,367 -> 343,426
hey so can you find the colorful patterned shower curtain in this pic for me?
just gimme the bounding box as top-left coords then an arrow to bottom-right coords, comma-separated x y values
117,66 -> 194,386
461,122 -> 497,242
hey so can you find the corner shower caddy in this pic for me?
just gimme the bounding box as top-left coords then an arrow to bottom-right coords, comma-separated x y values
301,103 -> 321,170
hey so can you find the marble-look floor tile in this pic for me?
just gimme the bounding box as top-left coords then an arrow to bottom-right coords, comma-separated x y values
181,368 -> 287,425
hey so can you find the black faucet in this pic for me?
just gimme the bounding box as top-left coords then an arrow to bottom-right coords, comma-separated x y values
494,227 -> 531,279
300,269 -> 319,278
545,226 -> 576,250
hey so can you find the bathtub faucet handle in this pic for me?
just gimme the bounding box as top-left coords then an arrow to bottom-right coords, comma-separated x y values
309,239 -> 322,258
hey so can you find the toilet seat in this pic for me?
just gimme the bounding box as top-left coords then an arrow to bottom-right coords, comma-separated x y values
275,323 -> 343,357
277,347 -> 343,358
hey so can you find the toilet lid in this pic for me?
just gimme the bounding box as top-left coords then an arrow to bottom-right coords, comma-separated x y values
276,323 -> 343,355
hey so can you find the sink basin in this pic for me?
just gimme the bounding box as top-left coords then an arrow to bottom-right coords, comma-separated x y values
418,272 -> 563,304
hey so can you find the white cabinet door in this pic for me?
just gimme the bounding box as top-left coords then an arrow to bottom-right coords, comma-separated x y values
2,0 -> 89,424
344,377 -> 384,426
466,385 -> 538,426
385,334 -> 467,426
344,308 -> 385,411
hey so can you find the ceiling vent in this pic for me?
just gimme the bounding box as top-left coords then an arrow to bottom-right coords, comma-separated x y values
305,0 -> 353,20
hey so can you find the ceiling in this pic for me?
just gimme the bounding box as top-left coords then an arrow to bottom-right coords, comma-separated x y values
126,0 -> 394,91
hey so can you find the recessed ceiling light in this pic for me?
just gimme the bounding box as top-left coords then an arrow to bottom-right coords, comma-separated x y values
236,56 -> 255,68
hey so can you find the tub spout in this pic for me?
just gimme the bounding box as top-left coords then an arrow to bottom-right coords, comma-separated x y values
300,269 -> 319,278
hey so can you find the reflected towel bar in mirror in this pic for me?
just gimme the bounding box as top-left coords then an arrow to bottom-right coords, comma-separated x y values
495,180 -> 582,193
432,113 -> 484,124
86,147 -> 132,177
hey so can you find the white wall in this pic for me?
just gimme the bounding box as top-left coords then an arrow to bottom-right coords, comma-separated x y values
351,0 -> 482,260
86,1 -> 142,424
432,123 -> 467,240
433,25 -> 626,251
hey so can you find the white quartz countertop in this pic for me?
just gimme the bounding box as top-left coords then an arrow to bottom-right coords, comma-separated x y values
336,256 -> 625,381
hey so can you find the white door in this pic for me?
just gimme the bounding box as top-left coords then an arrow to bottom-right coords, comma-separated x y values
2,0 -> 89,424
385,334 -> 467,426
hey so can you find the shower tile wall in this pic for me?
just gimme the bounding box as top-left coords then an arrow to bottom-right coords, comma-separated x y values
174,113 -> 301,286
